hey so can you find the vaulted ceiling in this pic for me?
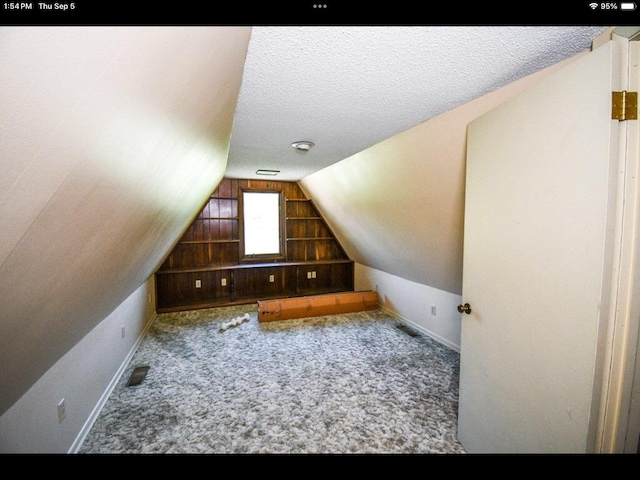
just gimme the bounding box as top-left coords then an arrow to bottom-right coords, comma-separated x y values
0,25 -> 611,418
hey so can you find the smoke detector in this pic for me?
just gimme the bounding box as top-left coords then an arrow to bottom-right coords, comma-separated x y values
291,141 -> 315,151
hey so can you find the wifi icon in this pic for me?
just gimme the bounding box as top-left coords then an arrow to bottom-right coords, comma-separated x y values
589,2 -> 599,8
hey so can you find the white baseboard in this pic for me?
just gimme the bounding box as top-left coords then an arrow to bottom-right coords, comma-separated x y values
70,312 -> 157,453
379,305 -> 460,353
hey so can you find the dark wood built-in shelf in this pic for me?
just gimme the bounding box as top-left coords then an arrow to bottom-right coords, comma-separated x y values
156,259 -> 353,275
155,178 -> 353,313
180,240 -> 240,245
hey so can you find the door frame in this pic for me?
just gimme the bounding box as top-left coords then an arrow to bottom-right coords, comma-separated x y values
596,28 -> 640,454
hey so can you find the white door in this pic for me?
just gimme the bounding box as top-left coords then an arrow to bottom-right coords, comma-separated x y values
457,40 -> 624,453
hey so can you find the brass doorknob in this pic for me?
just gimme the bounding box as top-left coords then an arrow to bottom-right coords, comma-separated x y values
457,303 -> 471,314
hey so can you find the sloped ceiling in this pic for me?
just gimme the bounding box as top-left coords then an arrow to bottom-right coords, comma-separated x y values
0,26 -> 251,416
229,26 -> 608,296
299,51 -> 590,295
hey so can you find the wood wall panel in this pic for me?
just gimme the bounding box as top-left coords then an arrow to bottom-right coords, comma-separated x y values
156,270 -> 232,310
233,265 -> 298,302
155,178 -> 353,312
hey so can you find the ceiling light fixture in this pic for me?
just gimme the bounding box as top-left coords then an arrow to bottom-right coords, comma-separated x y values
291,141 -> 315,151
256,169 -> 280,176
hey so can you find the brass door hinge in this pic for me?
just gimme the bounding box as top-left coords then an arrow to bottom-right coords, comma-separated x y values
612,91 -> 638,120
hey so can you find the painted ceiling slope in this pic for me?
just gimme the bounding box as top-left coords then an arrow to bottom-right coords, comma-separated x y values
0,27 -> 252,416
226,26 -> 609,181
299,50 -> 590,295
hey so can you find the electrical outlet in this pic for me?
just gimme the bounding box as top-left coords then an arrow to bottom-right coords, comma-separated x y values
221,278 -> 227,286
430,305 -> 437,316
57,398 -> 66,424
148,293 -> 152,305
269,274 -> 275,283
311,271 -> 316,278
195,280 -> 201,288
307,271 -> 312,279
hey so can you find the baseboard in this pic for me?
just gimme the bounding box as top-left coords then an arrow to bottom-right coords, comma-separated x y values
69,312 -> 157,453
379,305 -> 460,353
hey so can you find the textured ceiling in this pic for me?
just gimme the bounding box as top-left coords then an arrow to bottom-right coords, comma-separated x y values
225,26 -> 609,181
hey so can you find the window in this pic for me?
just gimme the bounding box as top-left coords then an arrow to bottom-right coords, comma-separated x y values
241,190 -> 284,260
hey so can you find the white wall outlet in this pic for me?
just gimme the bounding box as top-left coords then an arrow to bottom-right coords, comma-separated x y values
121,325 -> 126,339
221,278 -> 227,286
307,271 -> 312,279
269,274 -> 275,283
57,398 -> 66,424
431,305 -> 437,316
311,271 -> 316,278
195,280 -> 201,288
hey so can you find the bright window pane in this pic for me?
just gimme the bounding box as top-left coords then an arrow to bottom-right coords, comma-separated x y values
243,192 -> 280,256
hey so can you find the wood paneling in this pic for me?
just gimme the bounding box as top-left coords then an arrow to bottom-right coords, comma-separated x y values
232,265 -> 298,303
155,178 -> 353,312
296,261 -> 354,296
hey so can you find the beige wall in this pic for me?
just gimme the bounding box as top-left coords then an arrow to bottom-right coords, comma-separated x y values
300,52 -> 588,298
0,278 -> 156,453
0,27 -> 251,417
355,263 -> 463,350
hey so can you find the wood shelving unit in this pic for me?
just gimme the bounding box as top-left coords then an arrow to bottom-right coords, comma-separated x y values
155,178 -> 353,313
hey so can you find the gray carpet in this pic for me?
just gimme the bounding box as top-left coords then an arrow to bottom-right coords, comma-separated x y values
79,305 -> 466,454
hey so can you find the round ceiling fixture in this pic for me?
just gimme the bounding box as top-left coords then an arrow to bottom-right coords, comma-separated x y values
291,141 -> 315,151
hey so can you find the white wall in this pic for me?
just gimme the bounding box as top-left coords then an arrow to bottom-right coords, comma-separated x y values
299,52 -> 588,298
355,263 -> 462,351
0,277 -> 156,454
0,26 -> 251,417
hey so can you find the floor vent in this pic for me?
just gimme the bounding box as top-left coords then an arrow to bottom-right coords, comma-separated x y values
127,366 -> 150,387
396,324 -> 419,337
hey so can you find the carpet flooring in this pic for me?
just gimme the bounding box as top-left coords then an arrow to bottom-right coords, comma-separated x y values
79,304 -> 466,454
